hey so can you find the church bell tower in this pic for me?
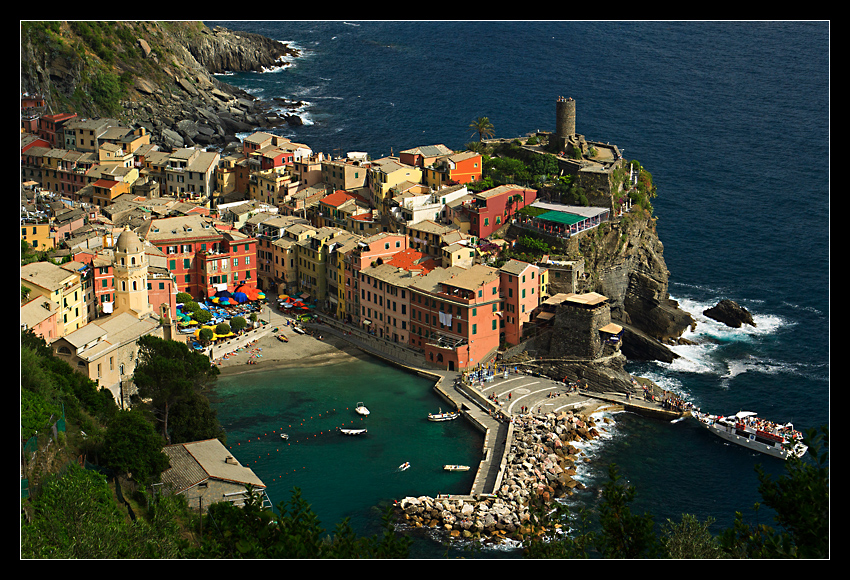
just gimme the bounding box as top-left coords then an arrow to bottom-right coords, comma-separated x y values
113,226 -> 153,319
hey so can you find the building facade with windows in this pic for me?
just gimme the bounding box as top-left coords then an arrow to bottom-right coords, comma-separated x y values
409,264 -> 502,371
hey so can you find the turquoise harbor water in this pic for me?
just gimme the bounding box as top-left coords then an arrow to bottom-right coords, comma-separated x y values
210,357 -> 486,556
206,21 -> 830,557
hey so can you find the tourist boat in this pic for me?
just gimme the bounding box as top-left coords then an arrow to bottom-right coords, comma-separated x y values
691,410 -> 808,460
399,462 -> 410,471
337,427 -> 367,436
428,409 -> 460,422
355,402 -> 370,416
443,465 -> 470,471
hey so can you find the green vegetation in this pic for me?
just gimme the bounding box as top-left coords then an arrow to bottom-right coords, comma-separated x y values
184,487 -> 412,558
469,116 -> 495,142
132,335 -> 222,445
20,21 -> 184,119
20,329 -> 414,558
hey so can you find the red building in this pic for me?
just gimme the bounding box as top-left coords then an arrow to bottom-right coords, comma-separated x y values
140,216 -> 257,301
38,112 -> 78,148
452,184 -> 537,239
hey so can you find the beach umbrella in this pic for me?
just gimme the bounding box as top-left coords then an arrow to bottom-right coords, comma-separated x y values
232,292 -> 249,303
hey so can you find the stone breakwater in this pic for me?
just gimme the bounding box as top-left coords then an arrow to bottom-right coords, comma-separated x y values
395,406 -> 610,542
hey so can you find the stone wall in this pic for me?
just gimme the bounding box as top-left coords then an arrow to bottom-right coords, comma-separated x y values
547,301 -> 610,360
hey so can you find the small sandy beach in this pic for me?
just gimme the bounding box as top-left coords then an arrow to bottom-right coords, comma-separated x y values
213,318 -> 367,377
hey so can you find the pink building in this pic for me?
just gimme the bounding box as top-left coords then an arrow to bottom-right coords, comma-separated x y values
343,233 -> 409,324
21,296 -> 61,342
355,248 -> 440,340
498,259 -> 543,346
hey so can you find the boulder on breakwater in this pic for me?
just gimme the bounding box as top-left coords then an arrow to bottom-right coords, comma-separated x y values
395,407 -> 609,542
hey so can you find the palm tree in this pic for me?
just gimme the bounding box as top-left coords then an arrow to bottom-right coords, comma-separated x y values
470,116 -> 495,142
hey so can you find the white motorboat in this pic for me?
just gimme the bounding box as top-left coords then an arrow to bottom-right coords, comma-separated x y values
428,408 -> 460,422
399,462 -> 410,471
355,402 -> 370,416
692,410 -> 808,460
280,433 -> 289,440
443,465 -> 470,471
337,427 -> 367,436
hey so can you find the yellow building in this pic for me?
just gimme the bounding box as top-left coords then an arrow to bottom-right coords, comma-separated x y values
321,157 -> 370,194
295,227 -> 352,304
21,261 -> 87,336
249,167 -> 293,206
21,221 -> 56,251
368,157 -> 423,212
327,232 -> 361,319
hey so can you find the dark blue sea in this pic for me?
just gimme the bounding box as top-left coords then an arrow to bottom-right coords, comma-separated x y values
205,21 -> 830,558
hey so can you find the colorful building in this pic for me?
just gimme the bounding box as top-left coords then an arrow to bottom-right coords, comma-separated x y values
450,184 -> 537,239
344,233 -> 410,324
409,264 -> 502,371
499,259 -> 544,346
422,150 -> 483,188
21,261 -> 87,337
140,215 -> 257,301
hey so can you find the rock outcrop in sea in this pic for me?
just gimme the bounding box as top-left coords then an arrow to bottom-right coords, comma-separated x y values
703,299 -> 756,328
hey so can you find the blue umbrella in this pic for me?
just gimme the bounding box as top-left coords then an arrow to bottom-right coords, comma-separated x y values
232,292 -> 249,303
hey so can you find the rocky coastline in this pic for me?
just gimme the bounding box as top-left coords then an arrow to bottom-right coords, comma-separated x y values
396,406 -> 611,544
20,22 -> 307,151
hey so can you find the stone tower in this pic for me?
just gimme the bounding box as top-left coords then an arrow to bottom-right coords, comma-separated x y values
113,226 -> 153,320
555,96 -> 576,142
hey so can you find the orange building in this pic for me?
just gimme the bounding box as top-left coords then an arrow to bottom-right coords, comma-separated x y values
422,150 -> 483,188
409,264 -> 502,371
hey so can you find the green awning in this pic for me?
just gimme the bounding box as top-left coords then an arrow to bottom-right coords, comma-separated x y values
535,211 -> 586,225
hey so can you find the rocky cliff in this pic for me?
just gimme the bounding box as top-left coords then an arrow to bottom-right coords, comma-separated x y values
20,21 -> 303,150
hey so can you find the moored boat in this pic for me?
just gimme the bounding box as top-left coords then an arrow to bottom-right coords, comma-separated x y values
428,408 -> 460,422
337,427 -> 367,436
692,410 -> 807,460
355,402 -> 370,416
443,464 -> 470,471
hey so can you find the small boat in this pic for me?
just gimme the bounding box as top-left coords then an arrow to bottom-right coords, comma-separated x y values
280,433 -> 289,440
276,334 -> 289,343
428,408 -> 460,422
355,402 -> 370,416
292,326 -> 306,334
399,462 -> 410,471
691,410 -> 808,460
443,465 -> 470,472
337,427 -> 367,436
